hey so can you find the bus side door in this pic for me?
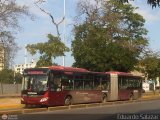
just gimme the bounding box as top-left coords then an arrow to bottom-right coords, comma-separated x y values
48,73 -> 66,106
49,90 -> 67,106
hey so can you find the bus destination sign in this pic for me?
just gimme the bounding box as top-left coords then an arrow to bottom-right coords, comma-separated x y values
27,71 -> 45,74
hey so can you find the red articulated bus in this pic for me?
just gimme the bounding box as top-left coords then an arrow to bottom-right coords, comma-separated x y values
21,66 -> 142,107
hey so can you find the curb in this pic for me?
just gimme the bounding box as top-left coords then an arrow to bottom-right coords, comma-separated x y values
48,106 -> 69,111
70,104 -> 86,109
23,108 -> 48,114
114,101 -> 125,104
100,102 -> 114,106
86,103 -> 100,107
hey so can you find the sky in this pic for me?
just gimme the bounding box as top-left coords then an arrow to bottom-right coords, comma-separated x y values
14,0 -> 160,67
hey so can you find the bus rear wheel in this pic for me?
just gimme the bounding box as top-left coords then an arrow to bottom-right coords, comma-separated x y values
102,94 -> 108,103
129,94 -> 134,101
65,96 -> 72,106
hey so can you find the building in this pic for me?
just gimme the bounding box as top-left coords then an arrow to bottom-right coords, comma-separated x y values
14,60 -> 36,74
0,43 -> 4,71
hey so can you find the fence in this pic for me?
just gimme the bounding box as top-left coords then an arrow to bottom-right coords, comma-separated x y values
0,83 -> 21,95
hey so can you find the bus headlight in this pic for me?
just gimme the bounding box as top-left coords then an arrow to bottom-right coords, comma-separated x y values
40,97 -> 48,102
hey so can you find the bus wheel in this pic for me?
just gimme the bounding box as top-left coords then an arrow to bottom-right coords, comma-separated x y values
65,96 -> 72,106
25,104 -> 30,108
102,94 -> 107,103
129,94 -> 134,101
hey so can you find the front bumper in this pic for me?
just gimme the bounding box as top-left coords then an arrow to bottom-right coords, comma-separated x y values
21,96 -> 49,105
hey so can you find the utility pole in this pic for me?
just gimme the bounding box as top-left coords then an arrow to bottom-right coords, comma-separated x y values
24,44 -> 27,66
62,0 -> 66,67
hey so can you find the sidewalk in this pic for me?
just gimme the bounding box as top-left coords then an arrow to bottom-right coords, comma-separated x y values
141,90 -> 160,100
0,95 -> 23,110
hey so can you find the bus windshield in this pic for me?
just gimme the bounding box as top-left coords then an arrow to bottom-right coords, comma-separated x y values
22,75 -> 48,92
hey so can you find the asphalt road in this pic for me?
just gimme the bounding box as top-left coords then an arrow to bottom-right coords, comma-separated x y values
18,100 -> 160,120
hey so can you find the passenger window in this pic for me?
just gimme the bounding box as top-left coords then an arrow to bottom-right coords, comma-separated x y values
101,80 -> 109,90
119,77 -> 128,89
61,79 -> 73,90
84,81 -> 93,90
74,80 -> 83,90
50,75 -> 62,92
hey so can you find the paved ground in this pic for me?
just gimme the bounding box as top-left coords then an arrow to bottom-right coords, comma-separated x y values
19,99 -> 160,120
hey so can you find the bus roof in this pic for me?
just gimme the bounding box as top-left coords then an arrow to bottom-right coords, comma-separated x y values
105,71 -> 139,77
24,66 -> 142,77
49,66 -> 89,73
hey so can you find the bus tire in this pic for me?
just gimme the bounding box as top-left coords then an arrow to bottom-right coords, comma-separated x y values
129,94 -> 134,101
25,104 -> 31,108
102,94 -> 108,103
64,96 -> 72,106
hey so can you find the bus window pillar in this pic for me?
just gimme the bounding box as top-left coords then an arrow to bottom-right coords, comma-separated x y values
73,80 -> 75,90
100,79 -> 102,90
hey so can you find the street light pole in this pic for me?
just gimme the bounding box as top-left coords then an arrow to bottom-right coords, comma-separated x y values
62,0 -> 66,67
24,44 -> 27,66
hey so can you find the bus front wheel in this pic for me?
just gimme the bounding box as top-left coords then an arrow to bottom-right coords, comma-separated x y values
65,96 -> 72,106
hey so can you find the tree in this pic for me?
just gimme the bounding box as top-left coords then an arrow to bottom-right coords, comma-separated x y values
0,0 -> 33,68
138,50 -> 160,80
0,69 -> 22,84
72,0 -> 148,72
0,31 -> 18,68
14,72 -> 23,84
26,34 -> 69,67
29,0 -> 69,67
34,0 -> 64,39
0,69 -> 14,83
119,0 -> 160,8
